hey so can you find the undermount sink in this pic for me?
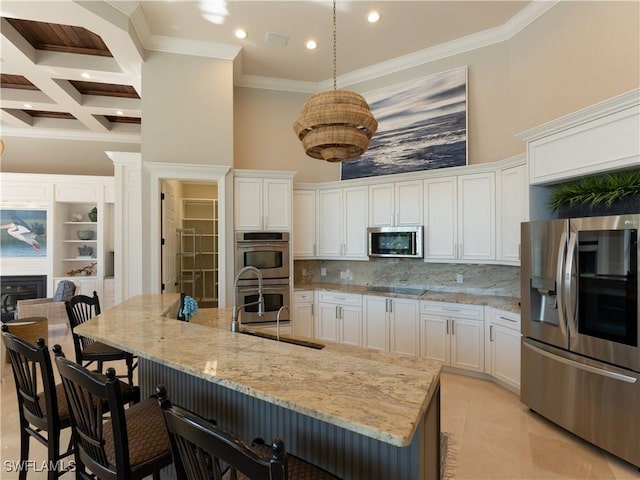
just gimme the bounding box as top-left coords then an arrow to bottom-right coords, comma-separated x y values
367,286 -> 427,296
239,329 -> 325,349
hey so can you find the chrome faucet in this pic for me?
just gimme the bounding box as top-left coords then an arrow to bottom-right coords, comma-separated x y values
231,266 -> 264,332
275,305 -> 290,341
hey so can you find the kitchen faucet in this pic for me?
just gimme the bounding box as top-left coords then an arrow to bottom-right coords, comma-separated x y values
231,266 -> 264,332
275,305 -> 290,341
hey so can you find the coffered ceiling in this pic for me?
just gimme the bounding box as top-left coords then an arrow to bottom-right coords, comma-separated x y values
0,0 -> 553,171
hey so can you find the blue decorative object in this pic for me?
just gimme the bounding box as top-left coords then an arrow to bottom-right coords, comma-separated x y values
178,294 -> 198,321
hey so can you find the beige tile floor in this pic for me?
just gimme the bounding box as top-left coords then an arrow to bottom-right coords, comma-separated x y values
1,326 -> 639,479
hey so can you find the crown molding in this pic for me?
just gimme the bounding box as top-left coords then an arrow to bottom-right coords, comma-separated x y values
1,126 -> 141,144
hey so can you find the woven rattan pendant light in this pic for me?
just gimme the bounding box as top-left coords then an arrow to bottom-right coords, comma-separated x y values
293,0 -> 378,162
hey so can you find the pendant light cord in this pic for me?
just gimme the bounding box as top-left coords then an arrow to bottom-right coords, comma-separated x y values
333,0 -> 337,90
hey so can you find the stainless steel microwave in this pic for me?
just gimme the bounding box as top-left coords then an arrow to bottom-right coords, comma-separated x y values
367,226 -> 424,258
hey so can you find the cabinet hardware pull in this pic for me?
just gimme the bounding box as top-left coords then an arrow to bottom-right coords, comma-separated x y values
443,307 -> 460,312
499,315 -> 517,322
389,299 -> 393,313
490,325 -> 494,342
451,319 -> 455,335
446,319 -> 450,335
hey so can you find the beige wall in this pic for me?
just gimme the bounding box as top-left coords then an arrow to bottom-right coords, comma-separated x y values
142,52 -> 234,166
234,1 -> 639,183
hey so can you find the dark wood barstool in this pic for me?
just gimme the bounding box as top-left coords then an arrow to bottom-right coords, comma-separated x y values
65,291 -> 137,386
156,385 -> 342,480
54,346 -> 172,480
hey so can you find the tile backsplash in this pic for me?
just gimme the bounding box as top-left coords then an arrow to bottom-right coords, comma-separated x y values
295,259 -> 520,298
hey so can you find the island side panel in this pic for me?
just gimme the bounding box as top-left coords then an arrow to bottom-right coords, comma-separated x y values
141,358 -> 440,480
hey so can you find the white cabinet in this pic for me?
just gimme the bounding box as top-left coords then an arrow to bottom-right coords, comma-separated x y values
424,173 -> 495,262
292,290 -> 315,338
489,308 -> 521,391
234,173 -> 292,231
498,161 -> 527,264
293,189 -> 316,258
420,301 -> 485,373
368,180 -> 422,227
316,291 -> 362,346
363,295 -> 419,356
317,186 -> 367,260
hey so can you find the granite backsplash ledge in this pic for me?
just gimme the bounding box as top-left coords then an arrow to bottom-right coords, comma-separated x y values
294,259 -> 520,298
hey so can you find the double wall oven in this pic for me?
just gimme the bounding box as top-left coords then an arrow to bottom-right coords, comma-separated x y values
521,214 -> 639,467
235,232 -> 290,325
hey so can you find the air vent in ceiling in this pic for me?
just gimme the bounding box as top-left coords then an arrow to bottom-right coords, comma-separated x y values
264,32 -> 289,46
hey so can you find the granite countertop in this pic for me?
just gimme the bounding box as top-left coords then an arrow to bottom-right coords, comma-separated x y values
74,294 -> 442,447
297,282 -> 521,313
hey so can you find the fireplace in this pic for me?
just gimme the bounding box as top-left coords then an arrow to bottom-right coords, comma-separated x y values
0,275 -> 47,322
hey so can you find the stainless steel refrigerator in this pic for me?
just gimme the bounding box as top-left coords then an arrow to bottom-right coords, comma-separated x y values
520,213 -> 639,468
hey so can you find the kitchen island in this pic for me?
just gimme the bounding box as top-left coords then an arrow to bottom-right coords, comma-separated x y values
74,294 -> 442,479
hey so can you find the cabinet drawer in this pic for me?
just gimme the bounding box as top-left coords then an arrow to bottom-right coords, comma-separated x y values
491,308 -> 521,331
317,290 -> 361,306
419,300 -> 484,320
294,290 -> 314,303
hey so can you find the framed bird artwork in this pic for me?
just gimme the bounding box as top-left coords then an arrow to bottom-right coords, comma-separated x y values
0,209 -> 47,257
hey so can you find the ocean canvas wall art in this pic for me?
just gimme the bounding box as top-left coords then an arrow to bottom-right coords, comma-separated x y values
341,66 -> 467,180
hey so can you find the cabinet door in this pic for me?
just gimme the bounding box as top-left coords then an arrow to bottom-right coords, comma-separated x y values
264,178 -> 291,231
363,296 -> 388,351
368,183 -> 394,227
234,177 -> 263,231
340,305 -> 362,347
490,324 -> 521,390
420,314 -> 449,363
316,303 -> 340,342
389,298 -> 419,356
317,189 -> 342,258
293,302 -> 314,338
424,178 -> 457,260
293,190 -> 316,258
449,318 -> 484,372
458,172 -> 495,261
395,180 -> 423,226
500,164 -> 527,264
342,186 -> 368,259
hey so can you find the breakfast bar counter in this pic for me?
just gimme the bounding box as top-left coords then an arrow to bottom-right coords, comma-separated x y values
75,294 -> 442,479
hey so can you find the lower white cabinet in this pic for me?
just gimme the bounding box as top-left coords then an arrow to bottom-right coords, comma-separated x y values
488,308 -> 521,391
316,291 -> 362,346
420,301 -> 485,373
54,277 -> 98,298
292,290 -> 315,338
363,295 -> 419,356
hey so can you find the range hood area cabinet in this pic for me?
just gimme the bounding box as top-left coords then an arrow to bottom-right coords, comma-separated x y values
292,155 -> 527,266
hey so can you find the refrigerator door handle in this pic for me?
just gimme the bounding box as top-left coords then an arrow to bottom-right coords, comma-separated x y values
524,341 -> 637,384
556,230 -> 568,339
564,231 -> 578,338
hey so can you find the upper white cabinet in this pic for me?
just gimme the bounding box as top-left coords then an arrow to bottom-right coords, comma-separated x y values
293,189 -> 316,258
498,159 -> 527,265
317,186 -> 368,260
363,295 -> 420,356
368,180 -> 423,227
234,171 -> 294,231
424,172 -> 495,262
519,89 -> 639,185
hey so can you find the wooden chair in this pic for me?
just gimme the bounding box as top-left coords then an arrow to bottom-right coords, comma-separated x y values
65,291 -> 137,386
156,385 -> 342,480
2,326 -> 74,480
53,347 -> 172,480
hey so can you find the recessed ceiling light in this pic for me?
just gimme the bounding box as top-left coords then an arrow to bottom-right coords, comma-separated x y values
23,104 -> 32,109
116,110 -> 124,116
367,11 -> 380,23
234,29 -> 247,40
81,72 -> 91,79
305,40 -> 317,50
